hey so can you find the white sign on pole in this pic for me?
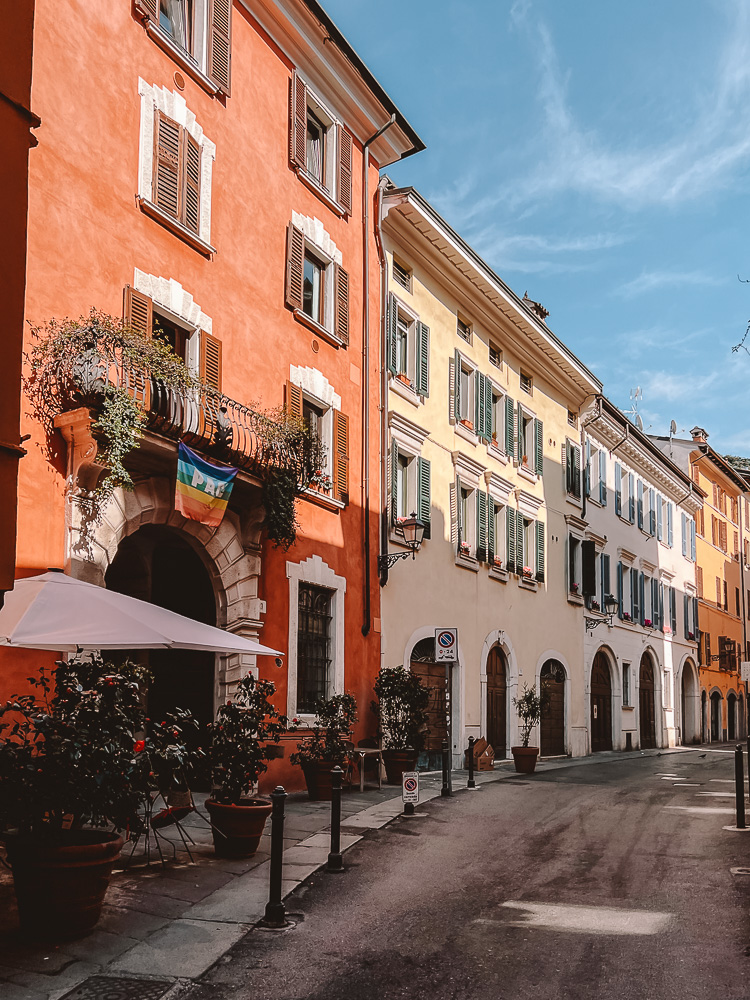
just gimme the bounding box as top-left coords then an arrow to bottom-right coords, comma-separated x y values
402,771 -> 419,804
435,628 -> 458,662
741,661 -> 750,683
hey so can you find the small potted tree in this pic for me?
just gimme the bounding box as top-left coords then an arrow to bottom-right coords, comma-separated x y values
0,655 -> 148,940
372,666 -> 430,784
290,694 -> 358,800
511,684 -> 543,774
205,673 -> 286,857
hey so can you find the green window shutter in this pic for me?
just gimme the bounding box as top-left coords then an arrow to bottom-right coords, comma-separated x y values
476,490 -> 488,562
475,371 -> 485,439
456,478 -> 463,547
417,456 -> 431,540
601,553 -> 610,606
484,376 -> 493,444
487,497 -> 495,563
631,567 -> 638,620
449,480 -> 459,550
683,593 -> 690,638
615,462 -> 622,515
506,505 -> 516,574
692,596 -> 699,639
639,573 -> 645,625
517,402 -> 524,462
535,520 -> 545,582
667,503 -> 673,546
670,587 -> 677,633
416,322 -> 430,396
453,349 -> 462,422
584,440 -> 591,497
628,473 -> 635,523
617,561 -> 624,618
505,395 -> 515,455
535,419 -> 544,476
651,578 -> 658,625
681,513 -> 687,556
657,494 -> 663,540
516,509 -> 525,570
599,450 -> 607,505
387,294 -> 397,374
690,520 -> 696,561
637,480 -> 644,529
573,444 -> 581,498
649,489 -> 656,536
390,440 -> 399,525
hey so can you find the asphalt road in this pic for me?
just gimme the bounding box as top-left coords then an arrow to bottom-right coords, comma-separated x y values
200,752 -> 750,1000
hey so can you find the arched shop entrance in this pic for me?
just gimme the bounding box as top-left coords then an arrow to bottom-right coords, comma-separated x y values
710,691 -> 722,742
540,659 -> 566,756
590,650 -> 613,752
728,692 -> 737,741
486,645 -> 507,760
680,660 -> 698,745
639,653 -> 656,750
410,637 -> 449,771
106,525 -> 217,735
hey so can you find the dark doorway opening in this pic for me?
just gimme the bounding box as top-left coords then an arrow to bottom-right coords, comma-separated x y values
540,659 -> 566,756
486,646 -> 507,760
410,638 -> 449,771
590,651 -> 612,752
710,691 -> 722,742
639,653 -> 656,750
728,692 -> 737,741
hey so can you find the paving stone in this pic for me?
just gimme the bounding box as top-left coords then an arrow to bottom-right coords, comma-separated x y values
0,984 -> 47,1000
104,888 -> 191,920
96,907 -> 170,941
0,937 -> 74,974
120,878 -> 215,903
296,833 -> 361,850
5,960 -> 98,995
280,846 -> 329,866
58,930 -> 140,965
109,920 -> 249,978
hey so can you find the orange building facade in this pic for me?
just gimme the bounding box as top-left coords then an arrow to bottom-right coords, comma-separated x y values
4,0 -> 422,790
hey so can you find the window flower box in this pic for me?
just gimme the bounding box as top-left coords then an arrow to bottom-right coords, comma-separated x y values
570,582 -> 579,594
460,419 -> 474,430
522,566 -> 533,578
589,600 -> 600,612
396,372 -> 412,387
622,612 -> 632,621
493,557 -> 504,569
663,625 -> 673,635
688,631 -> 695,641
643,618 -> 653,628
459,541 -> 472,556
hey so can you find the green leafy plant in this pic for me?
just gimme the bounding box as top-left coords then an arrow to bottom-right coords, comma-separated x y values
261,409 -> 326,549
371,666 -> 430,751
513,684 -> 543,748
290,694 -> 358,767
207,673 -> 287,805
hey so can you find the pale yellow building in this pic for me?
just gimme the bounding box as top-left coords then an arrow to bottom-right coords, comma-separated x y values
378,186 -> 602,765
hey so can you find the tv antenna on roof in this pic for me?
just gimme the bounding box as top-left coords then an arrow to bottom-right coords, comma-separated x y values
623,387 -> 647,430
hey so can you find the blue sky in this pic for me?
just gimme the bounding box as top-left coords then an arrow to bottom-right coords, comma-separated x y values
324,0 -> 750,456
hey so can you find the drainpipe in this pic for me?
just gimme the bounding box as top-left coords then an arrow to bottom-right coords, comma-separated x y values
361,114 -> 396,637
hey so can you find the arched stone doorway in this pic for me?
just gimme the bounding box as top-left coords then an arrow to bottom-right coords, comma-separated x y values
486,646 -> 507,759
540,659 -> 566,756
590,650 -> 613,752
106,525 -> 217,732
680,660 -> 698,744
710,691 -> 722,742
639,653 -> 656,750
728,692 -> 737,741
740,695 -> 746,739
410,637 -> 448,770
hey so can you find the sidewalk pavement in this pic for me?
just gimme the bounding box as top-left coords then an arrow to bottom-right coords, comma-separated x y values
0,749 -> 684,1000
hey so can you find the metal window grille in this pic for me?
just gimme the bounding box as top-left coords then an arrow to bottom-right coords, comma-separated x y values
489,343 -> 502,368
567,410 -> 577,427
457,318 -> 471,343
392,259 -> 412,292
297,583 -> 333,713
520,372 -> 533,394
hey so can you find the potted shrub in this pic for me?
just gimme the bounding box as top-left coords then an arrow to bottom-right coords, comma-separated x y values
290,694 -> 358,800
372,666 -> 430,784
0,655 -> 149,940
511,684 -> 543,774
205,673 -> 286,857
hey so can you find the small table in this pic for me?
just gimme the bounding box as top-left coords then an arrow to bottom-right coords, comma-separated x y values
350,748 -> 384,793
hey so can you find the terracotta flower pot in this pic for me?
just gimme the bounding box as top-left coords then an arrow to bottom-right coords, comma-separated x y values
301,760 -> 341,801
4,829 -> 123,941
511,746 -> 540,774
382,748 -> 419,785
205,797 -> 272,858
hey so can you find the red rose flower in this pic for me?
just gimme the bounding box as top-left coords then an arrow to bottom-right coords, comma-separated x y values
133,740 -> 146,753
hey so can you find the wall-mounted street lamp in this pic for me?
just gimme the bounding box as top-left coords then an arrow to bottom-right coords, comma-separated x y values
378,513 -> 425,572
585,593 -> 619,631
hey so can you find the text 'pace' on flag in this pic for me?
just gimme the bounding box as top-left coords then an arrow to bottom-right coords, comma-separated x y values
175,442 -> 238,528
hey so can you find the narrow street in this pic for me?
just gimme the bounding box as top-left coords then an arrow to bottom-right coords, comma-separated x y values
201,752 -> 750,1000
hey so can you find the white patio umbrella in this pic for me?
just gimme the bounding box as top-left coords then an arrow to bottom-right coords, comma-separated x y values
0,571 -> 283,656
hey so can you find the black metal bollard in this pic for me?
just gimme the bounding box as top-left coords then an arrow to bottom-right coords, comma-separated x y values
746,737 -> 750,803
736,745 -> 746,830
263,785 -> 288,927
441,739 -> 452,797
467,736 -> 476,789
327,766 -> 344,872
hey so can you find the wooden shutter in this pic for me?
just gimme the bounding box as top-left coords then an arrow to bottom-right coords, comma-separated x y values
615,462 -> 622,515
134,0 -> 157,22
682,513 -> 688,555
684,594 -> 690,638
387,294 -> 398,374
453,350 -> 462,422
123,285 -> 153,337
516,509 -> 525,569
416,322 -> 430,396
390,440 -> 399,525
720,521 -> 727,552
697,565 -> 704,598
535,520 -> 545,582
628,473 -> 635,522
651,578 -> 659,624
693,597 -> 699,638
581,540 -> 596,596
667,502 -> 673,546
637,480 -> 644,529
476,490 -> 488,563
505,395 -> 514,455
601,553 -> 610,605
631,567 -> 639,621
691,520 -> 696,561
517,402 -> 524,462
573,444 -> 581,498
657,494 -> 663,540
483,376 -> 492,441
332,410 -> 349,504
487,498 -> 495,563
449,479 -> 459,549
534,419 -> 544,476
336,124 -> 353,215
153,111 -> 182,220
670,587 -> 677,633
207,0 -> 232,95
290,71 -> 307,169
616,561 -> 623,617
475,371 -> 487,440
183,132 -> 201,234
584,440 -> 591,497
285,380 -> 302,420
506,505 -> 516,574
417,457 -> 431,539
599,450 -> 607,505
285,223 -> 305,311
638,573 -> 645,625
200,333 -> 222,391
334,264 -> 349,345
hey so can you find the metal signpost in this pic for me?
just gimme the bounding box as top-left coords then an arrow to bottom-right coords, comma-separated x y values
436,629 -> 457,797
402,771 -> 419,815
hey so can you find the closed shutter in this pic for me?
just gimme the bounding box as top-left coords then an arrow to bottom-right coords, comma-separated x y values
476,490 -> 488,563
484,376 -> 492,441
135,0 -> 157,22
285,223 -> 305,311
691,520 -> 696,561
637,480 -> 644,529
336,124 -> 353,215
332,410 -> 349,504
416,323 -> 430,396
535,419 -> 544,476
601,553 -> 610,605
123,286 -> 152,408
650,490 -> 656,535
581,540 -> 596,596
657,494 -> 663,540
183,132 -> 201,234
475,371 -> 487,440
417,456 -> 431,539
390,441 -> 399,526
453,350 -> 462,422
517,402 -> 524,462
705,632 -> 712,664
615,462 -> 622,515
387,294 -> 398,374
153,111 -> 182,220
628,473 -> 635,522
450,479 -> 459,549
290,71 -> 307,169
505,395 -> 514,455
285,380 -> 303,420
639,573 -> 645,625
584,440 -> 591,497
693,597 -> 699,639
535,520 -> 545,582
720,521 -> 727,552
684,594 -> 690,638
617,561 -> 623,618
682,513 -> 687,556
659,583 -> 665,631
670,587 -> 677,633
697,564 -> 703,598
334,264 -> 349,345
599,449 -> 607,505
207,0 -> 232,94
667,503 -> 673,546
631,567 -> 639,621
517,510 -> 525,569
506,505 -> 516,574
573,444 -> 581,498
200,333 -> 222,391
487,499 -> 495,563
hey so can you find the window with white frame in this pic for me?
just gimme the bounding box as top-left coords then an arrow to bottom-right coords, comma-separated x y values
490,501 -> 506,569
623,662 -> 631,706
388,294 -> 429,396
568,535 -> 581,593
290,72 -> 353,214
566,440 -> 582,499
285,215 -> 349,345
615,462 -> 635,522
287,367 -> 349,503
453,351 -> 476,428
458,481 -> 477,557
519,407 -> 534,469
490,386 -> 505,450
136,0 -> 232,95
157,0 -> 208,67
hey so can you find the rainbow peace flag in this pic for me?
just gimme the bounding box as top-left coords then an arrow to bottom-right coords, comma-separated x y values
175,442 -> 238,528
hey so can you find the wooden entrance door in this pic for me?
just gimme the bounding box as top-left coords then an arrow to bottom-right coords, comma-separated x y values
410,642 -> 449,753
540,660 -> 565,756
590,652 -> 612,752
710,692 -> 721,742
486,646 -> 507,759
728,694 -> 737,740
639,654 -> 656,749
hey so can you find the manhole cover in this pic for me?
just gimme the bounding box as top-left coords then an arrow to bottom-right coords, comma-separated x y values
60,976 -> 173,1000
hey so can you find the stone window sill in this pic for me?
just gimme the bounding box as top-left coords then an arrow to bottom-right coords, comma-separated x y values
455,552 -> 479,572
487,442 -> 508,464
144,22 -> 222,97
292,309 -> 344,349
519,577 -> 538,592
455,422 -> 477,445
294,166 -> 347,218
302,487 -> 345,511
390,375 -> 421,407
138,197 -> 215,257
489,565 -> 508,582
568,592 -> 584,606
518,465 -> 539,484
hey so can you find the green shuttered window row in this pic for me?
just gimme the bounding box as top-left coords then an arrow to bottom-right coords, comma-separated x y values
386,293 -> 430,396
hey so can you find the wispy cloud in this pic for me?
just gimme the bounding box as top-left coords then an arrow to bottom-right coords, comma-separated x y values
463,228 -> 627,275
616,270 -> 723,298
641,370 -> 720,404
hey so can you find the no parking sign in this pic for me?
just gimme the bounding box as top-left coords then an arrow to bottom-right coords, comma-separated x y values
435,628 -> 457,662
402,771 -> 419,804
